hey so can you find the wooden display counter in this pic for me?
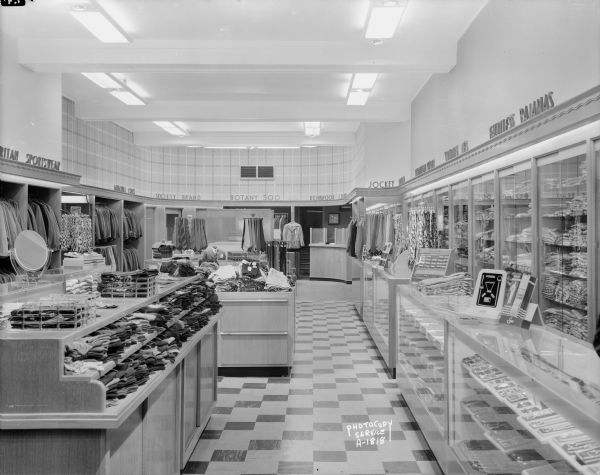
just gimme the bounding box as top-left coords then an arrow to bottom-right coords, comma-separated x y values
0,275 -> 219,475
217,289 -> 295,375
309,244 -> 351,283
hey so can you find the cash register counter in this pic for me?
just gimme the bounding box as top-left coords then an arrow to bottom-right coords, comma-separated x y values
309,244 -> 351,283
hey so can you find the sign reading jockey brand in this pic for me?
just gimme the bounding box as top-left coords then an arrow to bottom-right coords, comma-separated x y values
489,91 -> 555,139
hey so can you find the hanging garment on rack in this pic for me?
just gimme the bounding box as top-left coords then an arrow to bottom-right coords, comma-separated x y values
95,245 -> 118,269
190,218 -> 208,252
94,205 -> 120,244
123,209 -> 143,241
0,199 -> 25,256
355,217 -> 366,258
242,217 -> 267,252
122,248 -> 141,272
28,199 -> 61,251
266,240 -> 288,273
173,217 -> 191,250
60,213 -> 93,253
282,221 -> 304,249
346,219 -> 358,257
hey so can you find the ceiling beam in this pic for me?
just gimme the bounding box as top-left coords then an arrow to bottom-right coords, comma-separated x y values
73,99 -> 411,122
133,131 -> 356,147
19,39 -> 457,74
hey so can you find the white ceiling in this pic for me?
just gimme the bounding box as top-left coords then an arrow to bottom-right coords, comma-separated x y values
2,0 -> 487,147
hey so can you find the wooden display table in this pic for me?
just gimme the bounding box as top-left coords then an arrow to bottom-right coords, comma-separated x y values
309,244 -> 352,283
217,289 -> 295,375
0,275 -> 219,475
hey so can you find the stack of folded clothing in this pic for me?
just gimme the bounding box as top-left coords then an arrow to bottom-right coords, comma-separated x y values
543,307 -> 588,340
569,252 -> 587,278
416,272 -> 472,296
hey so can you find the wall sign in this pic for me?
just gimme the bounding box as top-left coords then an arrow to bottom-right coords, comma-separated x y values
444,141 -> 470,162
489,91 -> 555,139
114,185 -> 135,195
1,145 -> 60,170
397,176 -> 406,186
25,153 -> 60,170
309,193 -> 346,201
414,159 -> 435,177
0,145 -> 19,161
369,180 -> 395,189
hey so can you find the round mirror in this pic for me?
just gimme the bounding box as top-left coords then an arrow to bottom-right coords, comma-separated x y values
13,230 -> 50,272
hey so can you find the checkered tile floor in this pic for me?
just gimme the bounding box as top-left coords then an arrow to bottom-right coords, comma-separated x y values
184,299 -> 442,475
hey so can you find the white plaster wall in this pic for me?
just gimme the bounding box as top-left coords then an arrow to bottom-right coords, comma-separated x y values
410,0 -> 600,173
0,30 -> 62,164
354,122 -> 411,188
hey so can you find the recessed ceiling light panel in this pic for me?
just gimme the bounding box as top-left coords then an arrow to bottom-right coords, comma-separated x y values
82,72 -> 121,89
351,73 -> 378,90
365,6 -> 404,39
110,90 -> 145,106
347,90 -> 370,106
71,11 -> 129,43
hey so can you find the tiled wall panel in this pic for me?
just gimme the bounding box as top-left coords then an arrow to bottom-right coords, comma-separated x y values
62,98 -> 354,201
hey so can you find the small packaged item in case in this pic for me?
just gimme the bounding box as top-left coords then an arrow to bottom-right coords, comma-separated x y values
576,447 -> 600,465
522,408 -> 556,421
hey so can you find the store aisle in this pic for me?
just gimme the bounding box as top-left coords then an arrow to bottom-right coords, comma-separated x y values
184,284 -> 441,475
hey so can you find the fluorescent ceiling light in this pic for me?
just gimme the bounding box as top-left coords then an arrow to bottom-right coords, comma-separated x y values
347,90 -> 370,106
71,11 -> 129,43
365,6 -> 404,39
153,121 -> 189,136
173,121 -> 189,133
82,72 -> 121,89
351,73 -> 378,90
187,145 -> 203,148
302,145 -> 318,148
205,146 -> 247,150
366,203 -> 386,211
304,122 -> 321,137
110,90 -> 145,106
256,146 -> 300,150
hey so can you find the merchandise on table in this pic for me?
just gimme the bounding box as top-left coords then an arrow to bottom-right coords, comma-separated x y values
98,269 -> 158,298
65,276 -> 98,295
10,296 -> 95,329
416,272 -> 472,296
64,278 -> 220,405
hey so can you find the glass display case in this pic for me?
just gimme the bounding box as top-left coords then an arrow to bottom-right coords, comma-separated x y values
499,163 -> 533,280
537,144 -> 589,342
452,181 -> 470,273
436,186 -> 450,248
472,173 -> 495,278
446,317 -> 600,475
363,261 -> 409,375
396,285 -> 452,467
